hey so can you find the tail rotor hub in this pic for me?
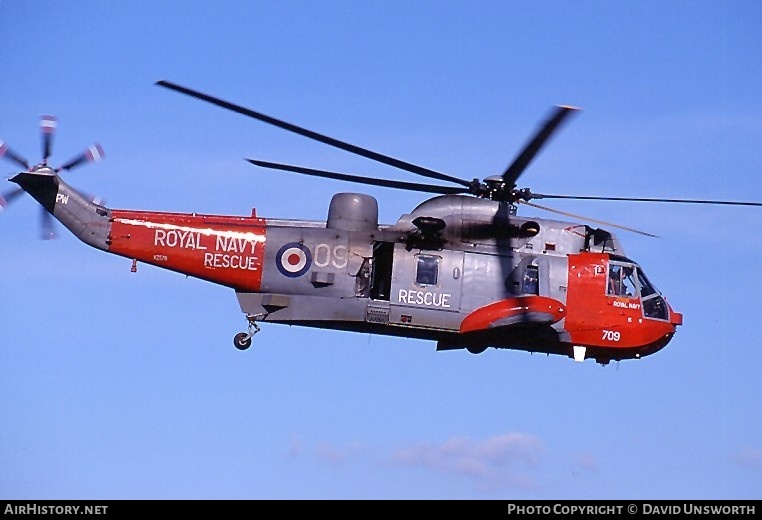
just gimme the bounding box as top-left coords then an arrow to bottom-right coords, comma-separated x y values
1,116 -> 105,239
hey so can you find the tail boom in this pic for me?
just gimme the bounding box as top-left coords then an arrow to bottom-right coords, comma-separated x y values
11,171 -> 266,291
108,210 -> 265,291
11,171 -> 111,250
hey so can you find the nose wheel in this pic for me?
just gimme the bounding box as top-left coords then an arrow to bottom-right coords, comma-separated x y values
233,314 -> 265,350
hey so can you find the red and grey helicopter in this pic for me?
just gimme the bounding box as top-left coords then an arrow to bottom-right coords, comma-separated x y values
4,81 -> 761,364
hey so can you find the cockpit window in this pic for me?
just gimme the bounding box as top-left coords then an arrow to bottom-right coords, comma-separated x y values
643,296 -> 668,320
608,261 -> 670,320
637,269 -> 657,297
607,263 -> 637,298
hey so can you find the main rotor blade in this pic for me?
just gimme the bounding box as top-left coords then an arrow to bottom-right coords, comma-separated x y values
157,80 -> 472,188
0,141 -> 31,170
0,187 -> 24,211
58,143 -> 104,172
530,193 -> 762,207
40,115 -> 57,163
520,200 -> 657,237
247,159 -> 469,195
502,105 -> 578,188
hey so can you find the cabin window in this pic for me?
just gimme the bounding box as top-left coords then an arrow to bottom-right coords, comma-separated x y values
370,242 -> 394,300
607,263 -> 637,298
415,255 -> 439,286
522,265 -> 539,295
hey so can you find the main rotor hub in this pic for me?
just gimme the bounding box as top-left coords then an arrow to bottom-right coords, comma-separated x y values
477,176 -> 534,204
473,175 -> 505,200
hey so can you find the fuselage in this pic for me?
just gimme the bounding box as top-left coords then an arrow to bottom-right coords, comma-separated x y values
12,171 -> 682,364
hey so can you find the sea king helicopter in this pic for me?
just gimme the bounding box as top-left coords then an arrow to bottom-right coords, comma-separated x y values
3,81 -> 761,364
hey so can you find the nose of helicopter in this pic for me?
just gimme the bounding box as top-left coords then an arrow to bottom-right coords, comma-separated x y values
670,311 -> 683,326
669,305 -> 683,326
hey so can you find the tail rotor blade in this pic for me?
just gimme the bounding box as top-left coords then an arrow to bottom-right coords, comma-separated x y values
40,209 -> 57,240
0,187 -> 25,212
58,143 -> 105,172
0,141 -> 31,170
74,188 -> 106,206
40,115 -> 57,163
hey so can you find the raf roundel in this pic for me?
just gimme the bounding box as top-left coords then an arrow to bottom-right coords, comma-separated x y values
275,242 -> 312,277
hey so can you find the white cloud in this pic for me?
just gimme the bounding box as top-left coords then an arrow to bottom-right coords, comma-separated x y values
390,433 -> 543,490
286,432 -> 545,490
316,443 -> 346,465
287,435 -> 303,458
735,450 -> 762,472
315,442 -> 368,466
573,453 -> 599,472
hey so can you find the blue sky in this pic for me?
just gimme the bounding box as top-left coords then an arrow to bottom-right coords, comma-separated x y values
1,1 -> 761,500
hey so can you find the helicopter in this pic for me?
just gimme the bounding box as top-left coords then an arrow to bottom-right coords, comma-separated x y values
4,81 -> 762,365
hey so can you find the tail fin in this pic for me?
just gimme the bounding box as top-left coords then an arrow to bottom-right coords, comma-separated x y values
11,171 -> 111,251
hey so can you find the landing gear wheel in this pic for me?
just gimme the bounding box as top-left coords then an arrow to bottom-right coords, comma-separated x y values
232,314 -> 264,351
233,332 -> 252,351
